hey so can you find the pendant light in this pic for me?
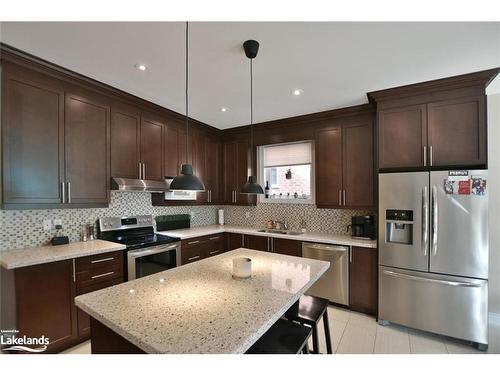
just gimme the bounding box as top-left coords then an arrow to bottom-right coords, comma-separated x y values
241,40 -> 264,195
169,22 -> 205,192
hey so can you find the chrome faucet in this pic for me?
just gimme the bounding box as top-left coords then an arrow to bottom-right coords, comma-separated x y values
275,220 -> 289,230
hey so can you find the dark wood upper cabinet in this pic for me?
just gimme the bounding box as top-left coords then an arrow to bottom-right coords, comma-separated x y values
342,121 -> 374,208
244,234 -> 269,251
205,137 -> 220,204
378,105 -> 427,169
140,115 -> 164,181
316,126 -> 343,207
272,238 -> 302,257
349,246 -> 378,316
164,125 -> 181,177
222,139 -> 255,206
65,92 -> 110,204
427,96 -> 486,167
110,104 -> 140,179
2,71 -> 65,205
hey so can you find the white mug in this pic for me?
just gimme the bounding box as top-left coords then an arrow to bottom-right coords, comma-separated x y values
232,257 -> 252,279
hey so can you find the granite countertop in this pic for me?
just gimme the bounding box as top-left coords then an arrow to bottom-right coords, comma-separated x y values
75,248 -> 329,354
157,224 -> 377,248
0,240 -> 126,270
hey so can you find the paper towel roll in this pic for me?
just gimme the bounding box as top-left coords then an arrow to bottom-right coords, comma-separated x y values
218,209 -> 224,225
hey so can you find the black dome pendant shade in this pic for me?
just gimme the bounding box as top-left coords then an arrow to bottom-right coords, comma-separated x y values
241,39 -> 264,195
170,22 -> 205,192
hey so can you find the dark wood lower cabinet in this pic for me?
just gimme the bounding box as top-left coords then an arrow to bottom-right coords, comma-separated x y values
349,247 -> 378,316
244,235 -> 269,251
272,238 -> 302,257
181,234 -> 226,265
225,233 -> 244,251
90,317 -> 144,354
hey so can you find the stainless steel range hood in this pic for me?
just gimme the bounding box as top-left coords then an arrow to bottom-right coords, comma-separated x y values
111,177 -> 170,193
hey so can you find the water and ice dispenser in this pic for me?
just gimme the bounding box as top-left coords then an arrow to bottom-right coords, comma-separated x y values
385,209 -> 413,245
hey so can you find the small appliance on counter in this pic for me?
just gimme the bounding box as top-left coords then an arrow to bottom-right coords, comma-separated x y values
155,214 -> 191,232
218,209 -> 224,225
347,215 -> 375,240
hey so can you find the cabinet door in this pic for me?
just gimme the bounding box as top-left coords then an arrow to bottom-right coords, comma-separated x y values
235,140 -> 256,205
164,125 -> 181,177
342,121 -> 374,208
14,260 -> 77,353
349,247 -> 378,316
427,96 -> 486,167
205,137 -> 220,204
207,234 -> 225,257
222,142 -> 237,204
316,127 -> 343,207
65,92 -> 110,204
140,115 -> 164,180
110,104 -> 140,179
244,235 -> 269,251
272,238 -> 301,257
378,104 -> 427,169
2,72 -> 64,205
181,239 -> 210,264
194,132 -> 208,203
225,232 -> 244,251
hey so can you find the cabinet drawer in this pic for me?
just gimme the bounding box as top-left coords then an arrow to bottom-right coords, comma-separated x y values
75,250 -> 123,271
75,251 -> 124,289
181,243 -> 208,264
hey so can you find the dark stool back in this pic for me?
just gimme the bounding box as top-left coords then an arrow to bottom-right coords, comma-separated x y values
285,295 -> 333,354
246,319 -> 312,354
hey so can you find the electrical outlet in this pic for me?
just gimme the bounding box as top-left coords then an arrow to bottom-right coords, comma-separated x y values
190,211 -> 195,219
245,211 -> 251,219
43,219 -> 52,231
53,219 -> 63,229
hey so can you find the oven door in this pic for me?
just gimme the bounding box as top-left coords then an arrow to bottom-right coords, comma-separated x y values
127,242 -> 180,280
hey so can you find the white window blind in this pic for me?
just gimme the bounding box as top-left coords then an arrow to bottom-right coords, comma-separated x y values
263,141 -> 312,167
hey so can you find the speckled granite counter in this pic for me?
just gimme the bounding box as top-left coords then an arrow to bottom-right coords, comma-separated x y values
157,224 -> 377,248
0,240 -> 126,269
75,248 -> 329,354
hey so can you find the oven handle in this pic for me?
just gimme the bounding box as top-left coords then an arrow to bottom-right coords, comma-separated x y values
129,243 -> 179,258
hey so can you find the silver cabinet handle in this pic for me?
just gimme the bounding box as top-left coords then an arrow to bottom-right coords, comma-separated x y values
423,146 -> 427,166
431,185 -> 438,256
429,145 -> 433,166
343,190 -> 346,206
61,182 -> 66,203
309,244 -> 348,252
267,237 -> 270,252
91,271 -> 115,279
91,257 -> 114,264
188,255 -> 200,261
142,163 -> 146,179
209,236 -> 220,241
338,190 -> 342,206
270,237 -> 274,252
209,250 -> 220,255
241,234 -> 245,247
422,186 -> 429,256
72,259 -> 76,283
138,162 -> 142,179
349,247 -> 352,263
188,240 -> 200,245
382,270 -> 482,288
67,181 -> 71,203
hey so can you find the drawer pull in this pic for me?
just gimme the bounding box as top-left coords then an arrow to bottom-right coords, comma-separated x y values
188,255 -> 201,261
188,240 -> 200,245
209,237 -> 220,240
209,250 -> 220,255
91,257 -> 114,264
91,271 -> 115,279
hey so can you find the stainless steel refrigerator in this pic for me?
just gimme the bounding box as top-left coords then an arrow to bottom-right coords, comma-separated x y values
378,170 -> 488,349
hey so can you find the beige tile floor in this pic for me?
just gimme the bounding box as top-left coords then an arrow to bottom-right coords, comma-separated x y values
62,306 -> 500,354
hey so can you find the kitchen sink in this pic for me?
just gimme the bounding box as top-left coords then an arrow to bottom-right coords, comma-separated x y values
257,229 -> 303,236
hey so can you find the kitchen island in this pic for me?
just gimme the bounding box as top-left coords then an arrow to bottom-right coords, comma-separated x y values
75,248 -> 329,354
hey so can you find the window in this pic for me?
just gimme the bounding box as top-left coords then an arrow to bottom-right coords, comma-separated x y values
258,141 -> 314,203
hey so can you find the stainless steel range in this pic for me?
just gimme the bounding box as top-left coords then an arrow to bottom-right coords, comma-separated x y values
98,215 -> 181,280
378,170 -> 488,350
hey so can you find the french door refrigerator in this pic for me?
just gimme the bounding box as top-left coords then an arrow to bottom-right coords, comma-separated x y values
378,170 -> 488,349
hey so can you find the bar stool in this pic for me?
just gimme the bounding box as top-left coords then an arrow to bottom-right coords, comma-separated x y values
246,319 -> 312,354
285,295 -> 333,354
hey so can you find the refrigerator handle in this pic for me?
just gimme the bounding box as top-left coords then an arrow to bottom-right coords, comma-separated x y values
422,186 -> 429,256
431,185 -> 438,256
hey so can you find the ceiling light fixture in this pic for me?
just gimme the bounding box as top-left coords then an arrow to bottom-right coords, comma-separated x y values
220,107 -> 228,112
241,40 -> 264,195
292,88 -> 303,96
169,22 -> 205,192
135,64 -> 147,71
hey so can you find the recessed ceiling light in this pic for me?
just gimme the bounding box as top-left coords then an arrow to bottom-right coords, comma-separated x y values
220,107 -> 228,112
134,64 -> 147,71
292,89 -> 304,96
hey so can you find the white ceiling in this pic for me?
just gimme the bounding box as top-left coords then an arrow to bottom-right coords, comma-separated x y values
1,22 -> 499,129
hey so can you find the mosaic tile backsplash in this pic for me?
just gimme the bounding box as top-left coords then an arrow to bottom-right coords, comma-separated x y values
221,203 -> 373,235
0,192 -> 218,251
0,192 -> 373,251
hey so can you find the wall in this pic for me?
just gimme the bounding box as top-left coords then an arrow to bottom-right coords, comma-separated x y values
487,79 -> 500,315
0,192 -> 218,251
222,203 -> 373,234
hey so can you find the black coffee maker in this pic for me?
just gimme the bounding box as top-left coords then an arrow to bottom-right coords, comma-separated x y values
347,215 -> 376,240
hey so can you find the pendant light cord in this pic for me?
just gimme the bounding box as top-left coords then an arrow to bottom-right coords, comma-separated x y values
250,57 -> 254,172
185,21 -> 189,164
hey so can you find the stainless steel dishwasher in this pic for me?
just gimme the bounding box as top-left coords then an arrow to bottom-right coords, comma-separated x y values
302,242 -> 349,305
